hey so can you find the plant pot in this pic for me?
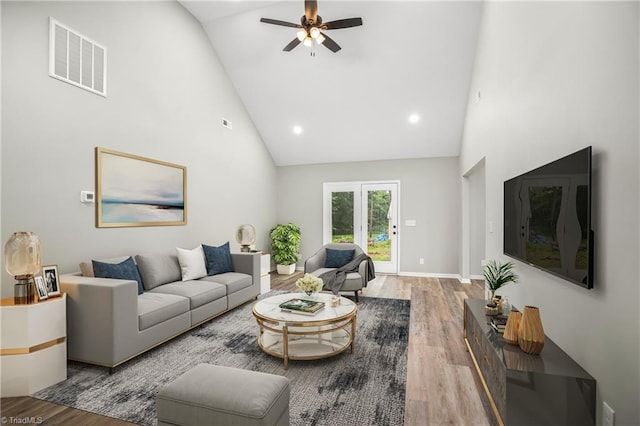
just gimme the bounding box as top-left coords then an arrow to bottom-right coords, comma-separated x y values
276,264 -> 296,275
518,305 -> 545,355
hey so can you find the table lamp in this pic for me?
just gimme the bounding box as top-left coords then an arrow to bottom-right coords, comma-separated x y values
236,224 -> 256,252
4,231 -> 42,304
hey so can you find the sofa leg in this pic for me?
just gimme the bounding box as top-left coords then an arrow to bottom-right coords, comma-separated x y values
354,291 -> 359,303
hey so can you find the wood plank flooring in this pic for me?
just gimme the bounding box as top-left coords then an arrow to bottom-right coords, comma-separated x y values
0,273 -> 497,425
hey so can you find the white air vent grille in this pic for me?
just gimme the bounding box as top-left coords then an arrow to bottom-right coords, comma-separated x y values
49,18 -> 107,97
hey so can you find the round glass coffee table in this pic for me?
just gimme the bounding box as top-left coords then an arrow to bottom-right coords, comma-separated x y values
252,292 -> 357,369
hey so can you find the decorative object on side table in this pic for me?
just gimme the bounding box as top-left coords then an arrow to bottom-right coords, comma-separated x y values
3,231 -> 42,304
503,309 -> 522,345
34,276 -> 49,301
295,273 -> 323,297
236,224 -> 256,252
483,259 -> 518,315
484,303 -> 500,316
518,305 -> 545,355
42,264 -> 61,297
484,259 -> 519,301
270,223 -> 301,275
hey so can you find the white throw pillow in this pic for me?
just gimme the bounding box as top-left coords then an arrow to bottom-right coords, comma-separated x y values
176,246 -> 207,281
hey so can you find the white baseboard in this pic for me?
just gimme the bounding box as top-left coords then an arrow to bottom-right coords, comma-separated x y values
397,271 -> 465,280
394,271 -> 484,285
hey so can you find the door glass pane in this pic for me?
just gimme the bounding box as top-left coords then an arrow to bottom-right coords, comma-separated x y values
331,192 -> 354,243
366,190 -> 391,261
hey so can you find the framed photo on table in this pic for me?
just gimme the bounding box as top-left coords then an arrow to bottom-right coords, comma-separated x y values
42,265 -> 61,297
34,276 -> 48,300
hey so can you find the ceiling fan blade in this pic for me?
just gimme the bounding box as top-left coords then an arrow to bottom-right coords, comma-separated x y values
322,17 -> 363,30
305,0 -> 318,22
260,18 -> 301,28
321,33 -> 341,53
283,38 -> 302,52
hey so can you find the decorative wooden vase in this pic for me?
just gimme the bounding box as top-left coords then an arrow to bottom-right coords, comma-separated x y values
518,305 -> 545,355
503,310 -> 521,345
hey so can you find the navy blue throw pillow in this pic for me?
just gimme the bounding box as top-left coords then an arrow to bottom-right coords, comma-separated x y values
202,242 -> 234,275
325,248 -> 355,268
93,257 -> 144,295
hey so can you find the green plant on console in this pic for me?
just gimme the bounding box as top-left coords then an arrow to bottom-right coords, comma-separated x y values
484,259 -> 519,300
270,223 -> 301,266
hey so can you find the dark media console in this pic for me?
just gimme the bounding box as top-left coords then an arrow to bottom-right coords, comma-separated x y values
464,298 -> 596,425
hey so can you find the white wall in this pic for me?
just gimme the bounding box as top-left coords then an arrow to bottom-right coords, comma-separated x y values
276,157 -> 460,275
1,1 -> 277,296
461,2 -> 639,424
466,158 -> 486,277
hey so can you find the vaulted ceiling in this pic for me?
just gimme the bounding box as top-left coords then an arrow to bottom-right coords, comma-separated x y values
180,1 -> 483,166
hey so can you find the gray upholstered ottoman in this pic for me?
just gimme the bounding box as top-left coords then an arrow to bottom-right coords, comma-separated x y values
156,364 -> 290,426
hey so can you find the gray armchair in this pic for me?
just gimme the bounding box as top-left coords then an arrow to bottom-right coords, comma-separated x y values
304,243 -> 370,302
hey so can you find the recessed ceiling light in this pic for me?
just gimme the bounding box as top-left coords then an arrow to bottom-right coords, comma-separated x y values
293,125 -> 303,135
408,114 -> 420,124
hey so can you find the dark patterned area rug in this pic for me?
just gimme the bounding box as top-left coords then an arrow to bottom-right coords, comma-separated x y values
34,293 -> 410,425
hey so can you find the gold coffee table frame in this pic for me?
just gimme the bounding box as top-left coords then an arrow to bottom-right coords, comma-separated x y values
252,293 -> 357,369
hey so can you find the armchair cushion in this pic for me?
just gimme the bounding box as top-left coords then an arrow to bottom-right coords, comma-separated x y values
92,257 -> 144,295
325,248 -> 355,268
202,242 -> 234,275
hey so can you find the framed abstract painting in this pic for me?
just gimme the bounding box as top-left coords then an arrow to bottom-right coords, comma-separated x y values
96,147 -> 187,227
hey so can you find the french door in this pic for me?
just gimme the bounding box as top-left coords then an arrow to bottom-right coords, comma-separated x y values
323,182 -> 399,273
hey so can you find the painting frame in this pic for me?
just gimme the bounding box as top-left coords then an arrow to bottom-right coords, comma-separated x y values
42,265 -> 61,297
96,147 -> 187,228
34,276 -> 49,301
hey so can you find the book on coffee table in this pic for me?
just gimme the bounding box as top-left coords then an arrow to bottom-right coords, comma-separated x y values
279,298 -> 325,316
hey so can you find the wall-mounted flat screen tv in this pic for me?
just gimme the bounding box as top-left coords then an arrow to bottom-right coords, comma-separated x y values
503,147 -> 593,289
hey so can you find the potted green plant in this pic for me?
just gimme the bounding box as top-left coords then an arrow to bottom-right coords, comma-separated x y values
484,259 -> 519,301
270,223 -> 301,275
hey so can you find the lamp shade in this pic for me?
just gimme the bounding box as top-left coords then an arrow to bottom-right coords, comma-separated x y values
236,224 -> 256,246
4,232 -> 42,277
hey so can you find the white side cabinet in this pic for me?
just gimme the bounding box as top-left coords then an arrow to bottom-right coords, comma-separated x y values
261,253 -> 271,294
0,294 -> 67,397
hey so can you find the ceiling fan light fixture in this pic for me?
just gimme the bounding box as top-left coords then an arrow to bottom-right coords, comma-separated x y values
309,27 -> 321,39
296,29 -> 307,41
303,37 -> 313,47
315,33 -> 326,44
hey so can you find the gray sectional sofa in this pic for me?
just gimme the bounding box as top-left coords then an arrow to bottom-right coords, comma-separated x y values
60,251 -> 260,368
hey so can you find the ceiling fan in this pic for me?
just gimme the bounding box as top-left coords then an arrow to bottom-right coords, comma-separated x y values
260,0 -> 363,53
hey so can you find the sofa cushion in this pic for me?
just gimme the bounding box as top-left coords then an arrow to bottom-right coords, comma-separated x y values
176,246 -> 207,281
202,242 -> 234,275
149,281 -> 226,310
200,272 -> 252,294
138,292 -> 190,331
80,256 -> 131,277
136,253 -> 182,290
325,248 -> 355,268
92,257 -> 144,295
